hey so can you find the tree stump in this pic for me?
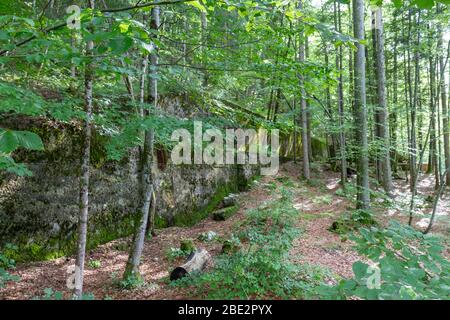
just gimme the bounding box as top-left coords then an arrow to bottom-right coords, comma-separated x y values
170,249 -> 211,281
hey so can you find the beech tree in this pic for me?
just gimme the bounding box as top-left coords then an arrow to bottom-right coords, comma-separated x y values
372,6 -> 393,196
123,4 -> 160,282
74,0 -> 95,300
352,0 -> 370,209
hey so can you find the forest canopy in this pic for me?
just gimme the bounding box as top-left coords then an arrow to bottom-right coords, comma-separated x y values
0,0 -> 449,302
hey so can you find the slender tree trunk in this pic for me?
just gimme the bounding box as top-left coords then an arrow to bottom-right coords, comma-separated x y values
373,7 -> 393,195
70,33 -> 77,93
352,0 -> 370,209
74,0 -> 95,299
182,15 -> 189,103
439,37 -> 450,186
428,22 -> 439,188
123,5 -> 160,280
348,4 -> 354,169
447,46 -> 450,186
201,7 -> 208,87
298,0 -> 310,180
324,42 -> 337,170
391,13 -> 398,175
305,37 -> 313,162
371,10 -> 382,185
334,1 -> 346,187
408,9 -> 420,193
410,10 -> 421,193
409,121 -> 432,226
424,167 -> 450,234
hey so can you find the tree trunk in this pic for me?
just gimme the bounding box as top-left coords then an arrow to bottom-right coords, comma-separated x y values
305,37 -> 313,162
424,167 -> 450,234
298,0 -> 310,180
390,13 -> 398,175
336,1 -> 347,188
201,7 -> 208,87
371,10 -> 382,185
123,5 -> 159,280
439,37 -> 450,186
373,7 -> 393,196
428,22 -> 439,188
352,0 -> 370,209
324,41 -> 337,170
74,0 -> 95,299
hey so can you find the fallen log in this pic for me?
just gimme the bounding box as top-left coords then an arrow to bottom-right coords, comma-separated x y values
170,249 -> 211,281
212,204 -> 240,221
222,194 -> 239,207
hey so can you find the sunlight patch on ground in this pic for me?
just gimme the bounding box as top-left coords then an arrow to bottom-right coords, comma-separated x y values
147,271 -> 168,281
326,178 -> 340,190
416,218 -> 430,229
294,200 -> 316,211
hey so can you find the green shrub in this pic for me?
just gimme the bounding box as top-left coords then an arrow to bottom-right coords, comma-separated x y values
32,288 -> 95,300
329,209 -> 377,235
173,188 -> 333,299
320,221 -> 450,300
0,267 -> 20,288
0,245 -> 20,288
88,259 -> 102,269
180,239 -> 196,253
117,273 -> 145,290
198,231 -> 219,242
165,247 -> 190,262
33,288 -> 64,300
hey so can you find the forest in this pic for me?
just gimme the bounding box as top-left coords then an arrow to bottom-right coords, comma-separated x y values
0,0 -> 449,301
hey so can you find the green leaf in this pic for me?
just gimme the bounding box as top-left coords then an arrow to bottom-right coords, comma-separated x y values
392,0 -> 403,7
108,36 -> 133,55
118,21 -> 130,33
0,31 -> 9,40
0,155 -> 33,176
137,40 -> 154,54
14,131 -> 44,151
352,261 -> 369,279
412,0 -> 435,8
187,0 -> 207,12
0,129 -> 44,153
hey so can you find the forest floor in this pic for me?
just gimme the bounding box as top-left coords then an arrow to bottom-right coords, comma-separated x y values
0,161 -> 448,300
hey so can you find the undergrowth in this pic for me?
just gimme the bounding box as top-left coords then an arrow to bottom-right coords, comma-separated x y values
171,188 -> 333,299
320,221 -> 450,300
0,244 -> 20,288
329,209 -> 377,235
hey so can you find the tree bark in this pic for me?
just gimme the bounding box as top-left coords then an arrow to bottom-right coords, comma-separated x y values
298,0 -> 310,180
373,7 -> 393,196
352,0 -> 370,209
200,6 -> 208,87
74,0 -> 95,299
123,5 -> 159,280
335,1 -> 347,188
428,22 -> 439,188
170,249 -> 211,281
390,12 -> 398,175
439,35 -> 450,186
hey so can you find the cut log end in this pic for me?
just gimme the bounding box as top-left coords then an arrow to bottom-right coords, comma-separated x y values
169,249 -> 211,281
170,267 -> 188,281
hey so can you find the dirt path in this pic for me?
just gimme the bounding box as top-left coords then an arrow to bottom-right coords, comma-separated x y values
1,162 -> 447,300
